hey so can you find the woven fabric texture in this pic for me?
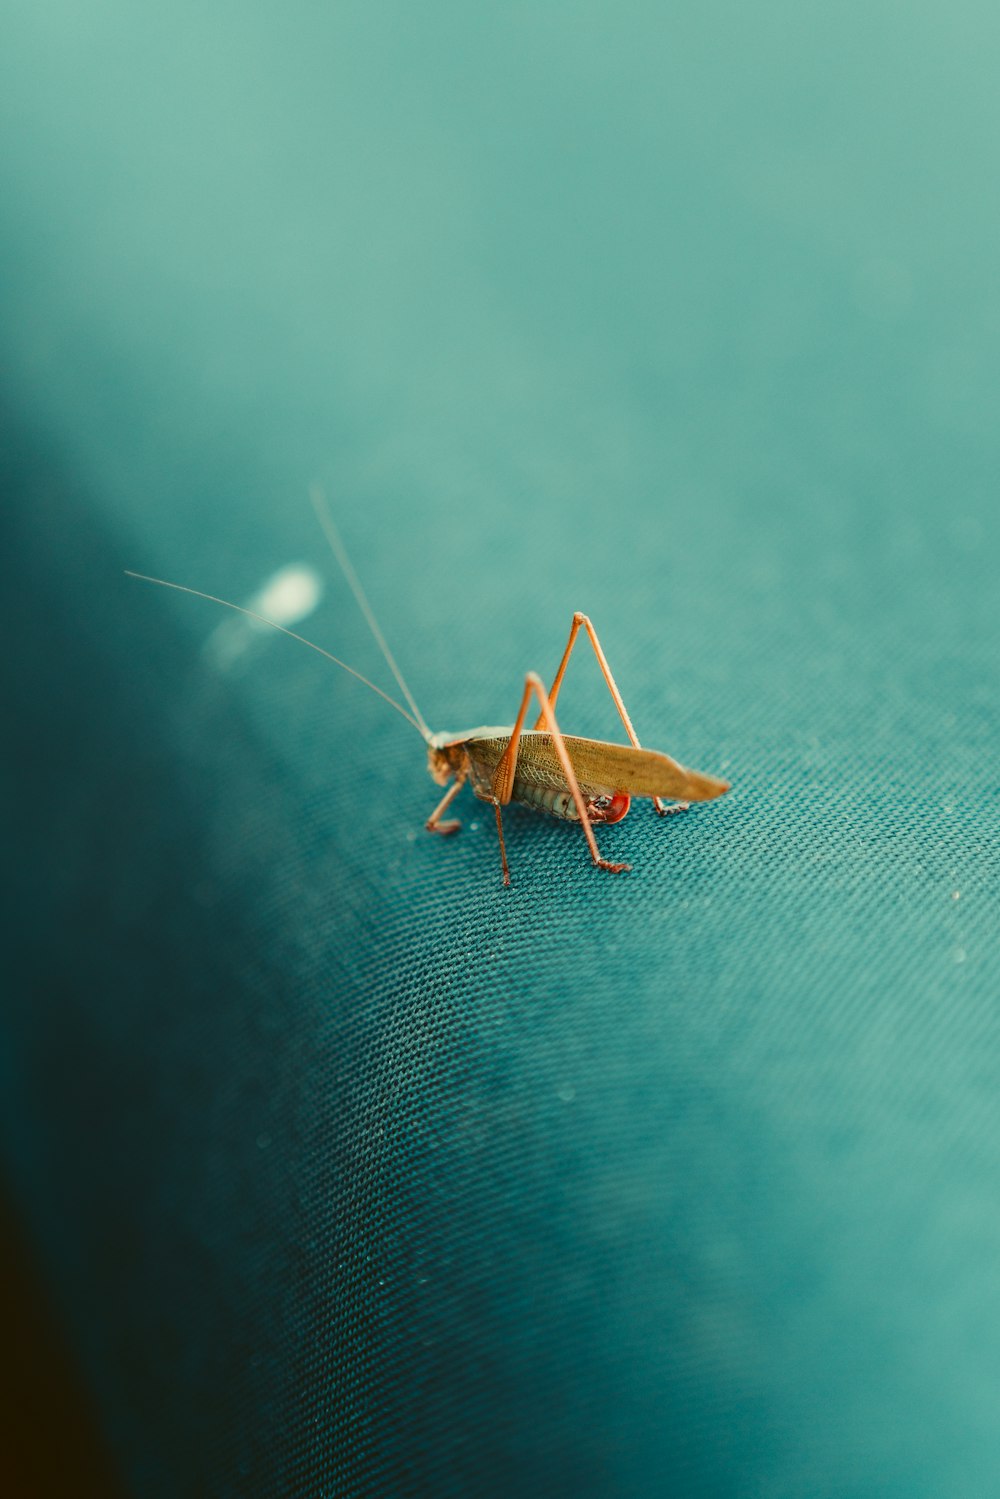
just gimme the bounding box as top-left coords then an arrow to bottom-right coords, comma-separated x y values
2,4 -> 999,1496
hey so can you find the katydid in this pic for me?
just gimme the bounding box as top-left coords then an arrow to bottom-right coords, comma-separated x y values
128,493 -> 728,885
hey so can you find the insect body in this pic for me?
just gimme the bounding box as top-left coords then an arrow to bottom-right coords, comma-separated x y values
451,730 -> 635,824
129,493 -> 728,885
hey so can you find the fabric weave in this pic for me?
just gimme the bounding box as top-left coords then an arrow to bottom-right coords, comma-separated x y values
2,4 -> 999,1495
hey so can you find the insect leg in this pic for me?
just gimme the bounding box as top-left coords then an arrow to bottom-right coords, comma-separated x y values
494,672 -> 630,876
425,778 -> 464,836
535,611 -> 688,817
492,799 -> 511,885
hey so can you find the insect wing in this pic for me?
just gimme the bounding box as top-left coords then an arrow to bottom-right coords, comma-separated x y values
466,732 -> 727,803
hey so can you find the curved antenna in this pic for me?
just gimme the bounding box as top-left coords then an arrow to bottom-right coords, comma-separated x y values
309,485 -> 432,739
125,571 -> 428,738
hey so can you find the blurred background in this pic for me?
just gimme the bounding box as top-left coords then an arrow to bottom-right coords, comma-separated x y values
1,3 -> 998,1495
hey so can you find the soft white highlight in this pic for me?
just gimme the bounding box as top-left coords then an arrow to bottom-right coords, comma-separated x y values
204,564 -> 323,668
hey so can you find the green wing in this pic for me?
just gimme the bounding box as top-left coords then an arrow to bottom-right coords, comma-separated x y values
465,731 -> 729,802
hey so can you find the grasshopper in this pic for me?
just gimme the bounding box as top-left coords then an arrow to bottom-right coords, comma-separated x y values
129,492 -> 728,884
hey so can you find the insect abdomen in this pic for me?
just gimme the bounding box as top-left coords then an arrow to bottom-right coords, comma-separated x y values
513,779 -> 631,825
463,741 -> 632,824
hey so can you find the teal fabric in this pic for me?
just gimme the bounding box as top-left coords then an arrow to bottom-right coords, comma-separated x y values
2,4 -> 999,1495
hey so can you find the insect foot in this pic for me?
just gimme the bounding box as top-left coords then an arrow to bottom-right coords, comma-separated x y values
654,799 -> 691,817
426,818 -> 461,836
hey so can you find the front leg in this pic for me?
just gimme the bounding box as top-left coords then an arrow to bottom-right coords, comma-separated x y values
425,778 -> 464,836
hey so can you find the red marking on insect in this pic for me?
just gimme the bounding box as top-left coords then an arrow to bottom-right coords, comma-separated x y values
590,792 -> 631,824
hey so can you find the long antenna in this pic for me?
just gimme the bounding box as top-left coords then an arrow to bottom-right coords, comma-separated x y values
309,485 -> 432,740
125,572 -> 428,737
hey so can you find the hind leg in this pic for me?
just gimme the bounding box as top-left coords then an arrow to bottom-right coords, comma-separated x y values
493,671 -> 631,882
536,611 -> 688,816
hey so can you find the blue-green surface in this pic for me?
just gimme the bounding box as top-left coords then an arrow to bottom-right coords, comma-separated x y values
1,4 -> 998,1495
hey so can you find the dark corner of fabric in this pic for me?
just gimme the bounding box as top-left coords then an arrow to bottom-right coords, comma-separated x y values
0,407 -> 320,1494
